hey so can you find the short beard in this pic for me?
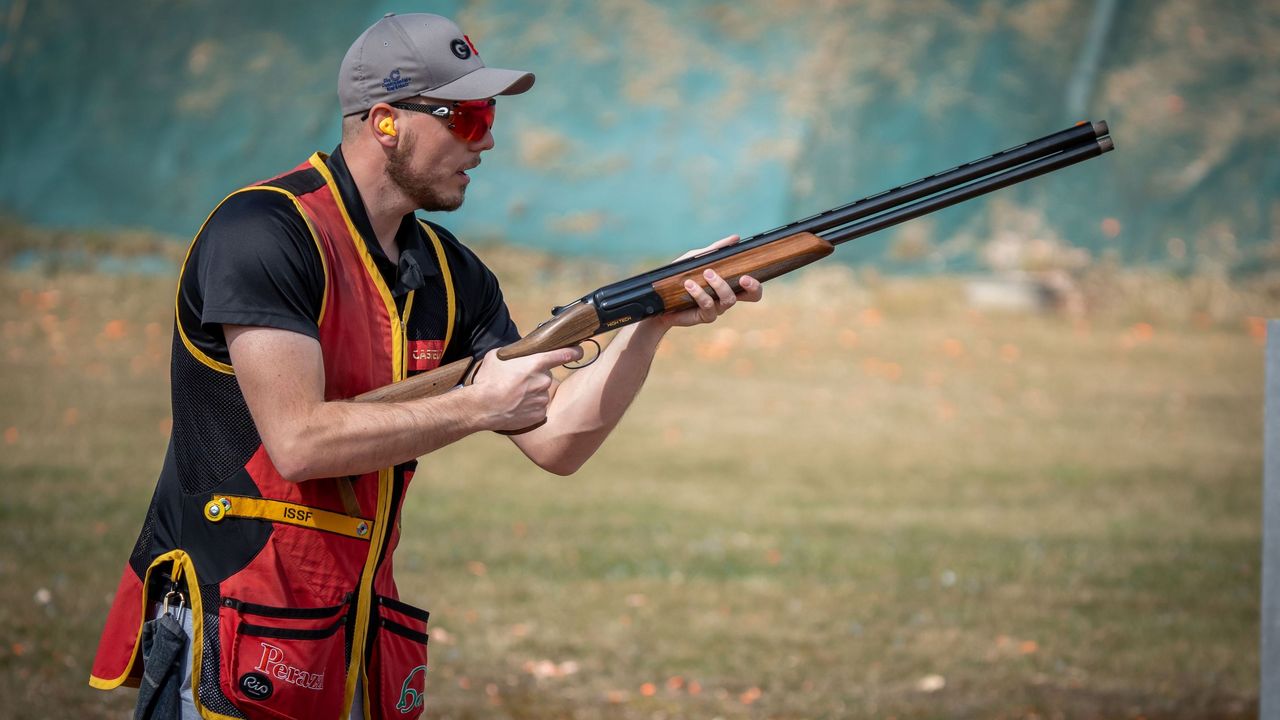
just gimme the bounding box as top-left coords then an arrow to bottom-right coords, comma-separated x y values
386,134 -> 464,212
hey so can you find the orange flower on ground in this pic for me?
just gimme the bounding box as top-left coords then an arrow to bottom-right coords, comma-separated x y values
36,290 -> 60,311
4,427 -> 18,445
1247,316 -> 1267,345
666,676 -> 684,691
739,686 -> 762,704
936,401 -> 956,422
941,338 -> 964,358
862,357 -> 903,382
640,682 -> 656,697
694,341 -> 730,362
101,319 -> 128,341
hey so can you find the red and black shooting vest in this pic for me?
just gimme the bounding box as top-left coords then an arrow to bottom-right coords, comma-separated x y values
90,152 -> 457,720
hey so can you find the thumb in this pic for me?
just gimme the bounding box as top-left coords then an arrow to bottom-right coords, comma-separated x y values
674,234 -> 740,263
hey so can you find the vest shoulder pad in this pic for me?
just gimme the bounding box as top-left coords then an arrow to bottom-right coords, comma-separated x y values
258,167 -> 326,197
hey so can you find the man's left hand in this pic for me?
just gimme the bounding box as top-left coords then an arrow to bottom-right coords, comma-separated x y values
654,234 -> 764,329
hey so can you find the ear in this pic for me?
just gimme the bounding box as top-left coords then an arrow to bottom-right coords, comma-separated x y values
368,104 -> 398,148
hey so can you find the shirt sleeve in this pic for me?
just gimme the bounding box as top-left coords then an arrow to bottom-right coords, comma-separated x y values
180,189 -> 325,360
428,222 -> 521,362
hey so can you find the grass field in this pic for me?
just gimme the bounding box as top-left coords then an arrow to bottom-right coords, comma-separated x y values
0,249 -> 1272,719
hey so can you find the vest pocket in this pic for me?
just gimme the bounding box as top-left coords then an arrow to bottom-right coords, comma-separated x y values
366,594 -> 430,719
219,596 -> 350,720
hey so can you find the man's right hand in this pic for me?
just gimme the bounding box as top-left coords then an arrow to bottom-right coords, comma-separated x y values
470,346 -> 584,433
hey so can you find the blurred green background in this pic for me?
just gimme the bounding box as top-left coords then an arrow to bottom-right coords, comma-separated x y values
1,0 -> 1276,268
2,1 -> 1279,719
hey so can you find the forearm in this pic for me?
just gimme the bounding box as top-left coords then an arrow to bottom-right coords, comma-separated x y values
269,387 -> 492,481
513,319 -> 669,474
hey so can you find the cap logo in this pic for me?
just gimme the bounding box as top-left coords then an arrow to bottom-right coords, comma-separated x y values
382,69 -> 411,92
450,38 -> 471,59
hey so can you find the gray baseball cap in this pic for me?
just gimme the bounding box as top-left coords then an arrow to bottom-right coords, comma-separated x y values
339,13 -> 534,116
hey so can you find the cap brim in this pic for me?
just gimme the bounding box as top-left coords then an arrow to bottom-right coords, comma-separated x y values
421,67 -> 535,101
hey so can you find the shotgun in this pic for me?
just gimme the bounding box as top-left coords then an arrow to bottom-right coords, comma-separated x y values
357,121 -> 1114,405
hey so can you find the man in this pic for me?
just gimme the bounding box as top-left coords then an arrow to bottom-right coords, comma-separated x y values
90,12 -> 761,720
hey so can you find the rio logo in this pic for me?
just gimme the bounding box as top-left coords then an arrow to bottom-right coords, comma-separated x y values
239,672 -> 273,700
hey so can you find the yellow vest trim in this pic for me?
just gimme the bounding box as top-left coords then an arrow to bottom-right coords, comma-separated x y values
419,221 -> 457,356
307,153 -> 405,381
87,552 -> 203,704
174,185 -> 330,375
204,494 -> 374,540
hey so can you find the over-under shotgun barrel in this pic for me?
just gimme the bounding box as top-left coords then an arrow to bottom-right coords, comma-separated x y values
589,135 -> 1112,323
824,135 -> 1114,246
593,121 -> 1107,300
586,121 -> 1112,328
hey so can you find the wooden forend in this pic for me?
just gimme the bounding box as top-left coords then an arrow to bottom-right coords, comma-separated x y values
651,232 -> 834,312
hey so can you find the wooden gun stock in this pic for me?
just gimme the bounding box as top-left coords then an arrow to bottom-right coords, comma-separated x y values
352,357 -> 478,403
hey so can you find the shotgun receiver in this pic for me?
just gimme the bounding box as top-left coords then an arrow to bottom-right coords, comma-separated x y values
356,121 -> 1114,405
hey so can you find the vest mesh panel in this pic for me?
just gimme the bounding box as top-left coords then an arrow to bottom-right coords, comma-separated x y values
197,582 -> 246,718
169,335 -> 261,495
